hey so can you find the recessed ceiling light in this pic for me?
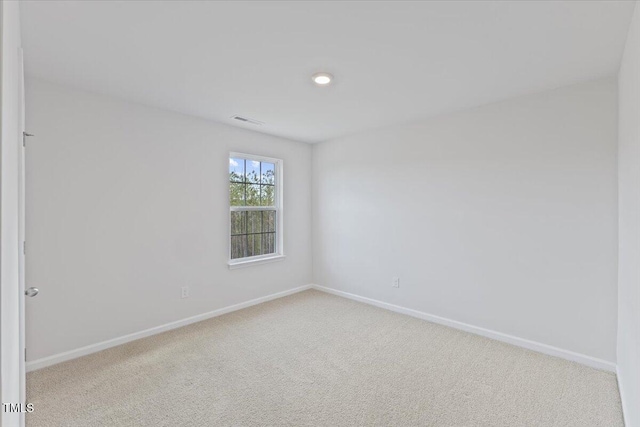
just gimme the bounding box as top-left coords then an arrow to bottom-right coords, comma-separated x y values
312,72 -> 333,86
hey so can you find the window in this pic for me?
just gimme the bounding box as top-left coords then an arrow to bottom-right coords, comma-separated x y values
228,153 -> 283,267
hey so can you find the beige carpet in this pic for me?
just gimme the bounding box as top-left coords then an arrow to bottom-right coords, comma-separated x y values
27,289 -> 623,426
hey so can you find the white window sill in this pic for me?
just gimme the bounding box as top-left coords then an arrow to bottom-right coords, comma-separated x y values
228,255 -> 286,270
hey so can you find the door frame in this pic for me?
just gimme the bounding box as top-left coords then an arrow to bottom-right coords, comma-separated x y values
18,46 -> 27,422
0,1 -> 26,425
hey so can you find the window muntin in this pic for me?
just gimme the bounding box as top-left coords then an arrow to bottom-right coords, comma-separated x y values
229,155 -> 281,262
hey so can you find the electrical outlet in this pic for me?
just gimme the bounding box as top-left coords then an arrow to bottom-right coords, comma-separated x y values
392,277 -> 400,288
181,286 -> 190,298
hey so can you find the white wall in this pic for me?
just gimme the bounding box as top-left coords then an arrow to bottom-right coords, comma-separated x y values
312,78 -> 618,363
1,1 -> 24,425
617,2 -> 640,426
24,78 -> 312,361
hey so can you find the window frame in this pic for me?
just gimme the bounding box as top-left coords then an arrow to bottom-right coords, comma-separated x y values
228,152 -> 285,269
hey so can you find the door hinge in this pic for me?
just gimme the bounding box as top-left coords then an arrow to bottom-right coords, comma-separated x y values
23,241 -> 26,255
24,348 -> 27,362
23,132 -> 34,147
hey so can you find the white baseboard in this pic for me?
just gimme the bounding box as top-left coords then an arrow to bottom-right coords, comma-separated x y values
617,367 -> 629,427
29,283 -> 616,375
27,284 -> 312,372
311,284 -> 616,373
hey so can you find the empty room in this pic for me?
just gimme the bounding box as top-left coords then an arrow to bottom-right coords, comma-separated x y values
1,1 -> 639,426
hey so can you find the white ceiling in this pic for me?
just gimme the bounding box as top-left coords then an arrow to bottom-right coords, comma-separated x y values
21,1 -> 636,143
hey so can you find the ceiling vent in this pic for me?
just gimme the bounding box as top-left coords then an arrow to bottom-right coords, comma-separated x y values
231,115 -> 264,126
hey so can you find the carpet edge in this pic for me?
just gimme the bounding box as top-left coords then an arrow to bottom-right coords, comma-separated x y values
26,284 -> 313,372
311,284 -> 617,373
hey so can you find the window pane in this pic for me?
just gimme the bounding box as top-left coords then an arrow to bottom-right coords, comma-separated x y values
230,183 -> 245,206
229,156 -> 280,261
247,234 -> 263,257
230,211 -> 246,235
262,232 -> 275,254
246,160 -> 261,184
247,211 -> 262,234
246,184 -> 261,206
261,162 -> 275,185
229,158 -> 244,182
261,185 -> 275,206
263,211 -> 276,232
231,235 -> 248,259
